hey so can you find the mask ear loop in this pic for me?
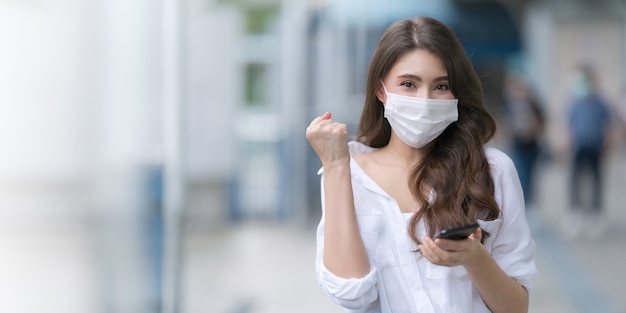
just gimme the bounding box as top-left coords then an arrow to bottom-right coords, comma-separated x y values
379,80 -> 388,120
380,80 -> 389,95
379,80 -> 390,111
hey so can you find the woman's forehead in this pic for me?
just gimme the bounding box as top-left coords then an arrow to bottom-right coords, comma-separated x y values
387,50 -> 448,79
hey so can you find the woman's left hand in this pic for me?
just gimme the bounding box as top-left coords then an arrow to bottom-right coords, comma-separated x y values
418,228 -> 483,267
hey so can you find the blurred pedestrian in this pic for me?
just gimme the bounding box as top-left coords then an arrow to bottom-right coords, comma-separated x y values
563,64 -> 612,240
306,16 -> 536,313
501,74 -> 546,213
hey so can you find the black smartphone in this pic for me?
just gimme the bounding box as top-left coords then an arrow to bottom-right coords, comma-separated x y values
433,223 -> 480,240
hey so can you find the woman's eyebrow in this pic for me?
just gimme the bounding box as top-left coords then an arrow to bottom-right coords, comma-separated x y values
398,74 -> 422,81
397,74 -> 449,81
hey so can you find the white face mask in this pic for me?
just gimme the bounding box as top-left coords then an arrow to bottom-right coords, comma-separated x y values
382,83 -> 458,148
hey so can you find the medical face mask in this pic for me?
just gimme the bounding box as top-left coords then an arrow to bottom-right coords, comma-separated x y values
382,84 -> 458,148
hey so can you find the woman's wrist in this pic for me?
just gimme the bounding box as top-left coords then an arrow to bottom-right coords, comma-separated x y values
462,243 -> 490,273
321,156 -> 351,171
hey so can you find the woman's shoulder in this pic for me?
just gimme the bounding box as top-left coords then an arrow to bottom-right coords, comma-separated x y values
484,146 -> 511,161
351,141 -> 381,172
317,141 -> 377,175
484,146 -> 517,177
348,141 -> 378,156
349,141 -> 379,166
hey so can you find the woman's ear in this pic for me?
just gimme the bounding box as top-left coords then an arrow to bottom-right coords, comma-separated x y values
375,86 -> 386,104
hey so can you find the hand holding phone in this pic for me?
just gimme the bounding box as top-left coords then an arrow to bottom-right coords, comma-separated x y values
433,223 -> 480,241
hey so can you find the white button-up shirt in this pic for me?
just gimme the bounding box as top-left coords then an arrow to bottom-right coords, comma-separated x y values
315,141 -> 538,313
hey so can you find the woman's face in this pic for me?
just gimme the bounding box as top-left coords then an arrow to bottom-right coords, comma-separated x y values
377,49 -> 454,103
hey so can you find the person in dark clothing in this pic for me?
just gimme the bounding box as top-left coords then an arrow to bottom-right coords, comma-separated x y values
564,64 -> 612,239
502,75 -> 545,212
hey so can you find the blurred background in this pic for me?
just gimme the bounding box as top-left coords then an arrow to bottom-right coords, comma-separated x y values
1,0 -> 625,312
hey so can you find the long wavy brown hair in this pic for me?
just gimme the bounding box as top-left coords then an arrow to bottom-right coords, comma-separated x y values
356,17 -> 500,244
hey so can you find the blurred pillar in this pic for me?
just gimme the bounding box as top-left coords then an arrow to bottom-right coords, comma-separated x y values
280,0 -> 309,222
161,0 -> 183,312
182,3 -> 239,225
92,0 -> 162,312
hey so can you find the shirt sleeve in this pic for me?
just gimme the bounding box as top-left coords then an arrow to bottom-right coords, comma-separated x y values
486,148 -> 539,291
315,172 -> 379,310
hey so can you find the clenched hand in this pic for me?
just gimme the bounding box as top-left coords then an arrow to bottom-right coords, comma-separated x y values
305,112 -> 350,168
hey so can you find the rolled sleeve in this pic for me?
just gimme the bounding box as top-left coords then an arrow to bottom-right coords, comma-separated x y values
317,262 -> 379,309
315,207 -> 379,310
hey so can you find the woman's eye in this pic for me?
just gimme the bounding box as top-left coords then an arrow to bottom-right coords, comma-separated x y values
435,84 -> 449,91
401,82 -> 416,88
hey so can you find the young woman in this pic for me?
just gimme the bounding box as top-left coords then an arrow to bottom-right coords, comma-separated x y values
306,17 -> 537,313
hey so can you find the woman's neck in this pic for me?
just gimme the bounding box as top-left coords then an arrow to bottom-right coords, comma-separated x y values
379,135 -> 427,170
